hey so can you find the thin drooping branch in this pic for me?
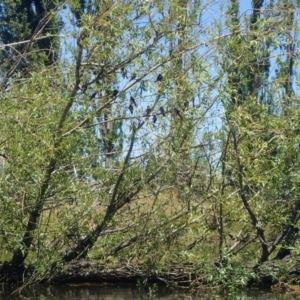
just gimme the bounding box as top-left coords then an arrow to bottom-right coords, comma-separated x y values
218,129 -> 231,263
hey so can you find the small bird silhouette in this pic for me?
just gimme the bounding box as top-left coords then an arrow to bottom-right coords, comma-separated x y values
156,74 -> 163,82
153,115 -> 157,124
112,89 -> 119,97
130,96 -> 137,107
145,106 -> 151,116
174,108 -> 182,119
90,91 -> 97,99
130,73 -> 137,81
160,106 -> 165,116
121,67 -> 127,78
129,103 -> 133,114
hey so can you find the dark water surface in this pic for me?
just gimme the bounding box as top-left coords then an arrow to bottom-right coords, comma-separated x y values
1,285 -> 300,299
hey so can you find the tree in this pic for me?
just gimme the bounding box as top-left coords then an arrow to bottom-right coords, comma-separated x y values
0,0 -> 211,269
218,0 -> 300,264
0,0 -> 61,82
1,0 -> 300,288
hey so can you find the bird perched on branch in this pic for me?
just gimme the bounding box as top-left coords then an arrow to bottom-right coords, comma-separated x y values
160,106 -> 165,116
121,67 -> 127,78
129,103 -> 134,114
90,91 -> 97,99
112,89 -> 119,97
145,106 -> 151,116
174,108 -> 182,119
130,73 -> 137,81
156,74 -> 163,82
153,115 -> 157,124
130,96 -> 137,107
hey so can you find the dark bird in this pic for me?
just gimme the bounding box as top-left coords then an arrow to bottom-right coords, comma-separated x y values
130,96 -> 137,107
112,89 -> 119,97
145,106 -> 151,116
129,103 -> 134,114
121,67 -> 127,78
153,115 -> 157,124
156,74 -> 163,82
90,91 -> 97,99
130,73 -> 137,81
160,106 -> 165,116
174,108 -> 182,119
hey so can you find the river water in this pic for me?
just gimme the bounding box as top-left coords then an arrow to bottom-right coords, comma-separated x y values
1,285 -> 300,299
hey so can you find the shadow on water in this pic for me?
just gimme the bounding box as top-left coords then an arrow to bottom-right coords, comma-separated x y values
1,284 -> 300,299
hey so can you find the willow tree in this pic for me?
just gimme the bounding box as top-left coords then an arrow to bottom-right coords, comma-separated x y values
3,0 -> 300,286
217,0 -> 300,265
0,0 -> 214,272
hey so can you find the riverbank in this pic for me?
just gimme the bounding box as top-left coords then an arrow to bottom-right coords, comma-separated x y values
1,255 -> 300,292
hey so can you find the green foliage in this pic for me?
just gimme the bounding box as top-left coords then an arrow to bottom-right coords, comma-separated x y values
207,262 -> 258,291
0,0 -> 61,76
1,0 -> 300,290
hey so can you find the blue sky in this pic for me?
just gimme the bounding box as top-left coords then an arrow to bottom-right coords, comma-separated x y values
56,1 -> 290,162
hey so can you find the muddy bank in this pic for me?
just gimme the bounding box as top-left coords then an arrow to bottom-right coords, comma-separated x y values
1,256 -> 300,288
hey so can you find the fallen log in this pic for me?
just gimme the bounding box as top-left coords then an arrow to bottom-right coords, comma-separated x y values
52,261 -> 206,287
